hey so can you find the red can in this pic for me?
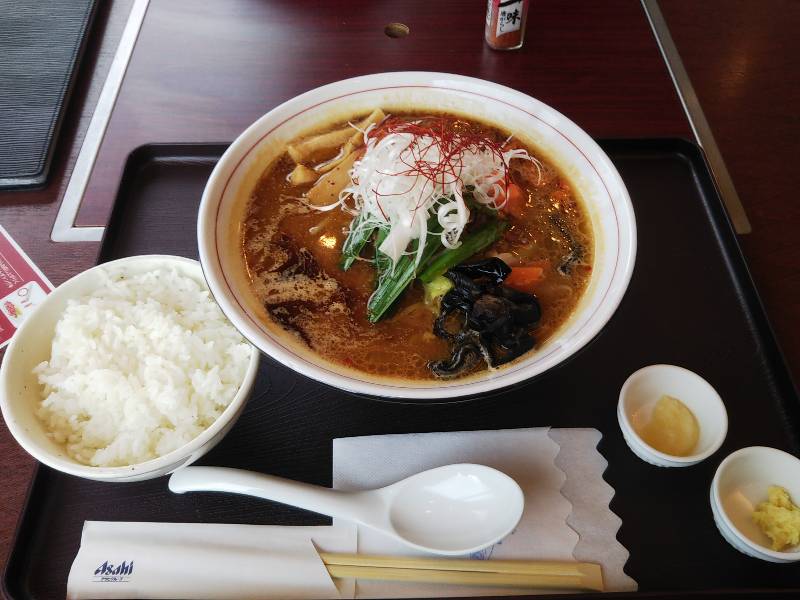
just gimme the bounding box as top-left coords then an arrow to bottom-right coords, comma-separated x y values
485,0 -> 530,50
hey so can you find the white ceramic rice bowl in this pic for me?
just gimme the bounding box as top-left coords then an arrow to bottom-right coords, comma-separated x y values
0,255 -> 260,482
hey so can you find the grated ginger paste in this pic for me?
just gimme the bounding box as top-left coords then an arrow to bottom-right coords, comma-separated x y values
752,485 -> 800,551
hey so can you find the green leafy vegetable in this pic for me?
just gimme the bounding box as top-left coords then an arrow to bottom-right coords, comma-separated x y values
418,220 -> 508,284
340,213 -> 376,271
374,228 -> 391,277
367,220 -> 442,322
463,188 -> 497,217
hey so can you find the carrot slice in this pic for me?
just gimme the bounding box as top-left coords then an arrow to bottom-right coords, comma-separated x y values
499,182 -> 526,218
504,266 -> 545,292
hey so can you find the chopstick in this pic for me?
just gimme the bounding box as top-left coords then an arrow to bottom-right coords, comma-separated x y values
319,553 -> 603,591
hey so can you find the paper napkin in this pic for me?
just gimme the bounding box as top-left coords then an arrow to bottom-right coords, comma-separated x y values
66,522 -> 357,599
550,428 -> 637,592
333,427 -> 575,597
333,427 -> 636,597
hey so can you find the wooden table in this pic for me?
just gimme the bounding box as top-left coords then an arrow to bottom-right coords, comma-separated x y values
1,0 -> 797,593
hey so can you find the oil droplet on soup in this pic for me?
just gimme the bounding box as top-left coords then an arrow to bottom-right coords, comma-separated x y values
240,112 -> 594,380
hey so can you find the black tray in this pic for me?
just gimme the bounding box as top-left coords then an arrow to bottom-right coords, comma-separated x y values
4,140 -> 800,599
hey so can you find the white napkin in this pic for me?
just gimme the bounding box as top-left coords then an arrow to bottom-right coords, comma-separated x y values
333,427 -> 576,597
66,522 -> 357,599
550,428 -> 636,592
333,427 -> 636,597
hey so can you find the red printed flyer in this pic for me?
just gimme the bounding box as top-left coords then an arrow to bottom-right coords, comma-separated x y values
0,225 -> 54,349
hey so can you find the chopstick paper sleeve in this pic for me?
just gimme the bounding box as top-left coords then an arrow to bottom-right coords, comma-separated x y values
66,521 -> 356,599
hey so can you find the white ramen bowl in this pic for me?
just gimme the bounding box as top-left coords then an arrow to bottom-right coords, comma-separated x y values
0,255 -> 260,482
197,72 -> 636,399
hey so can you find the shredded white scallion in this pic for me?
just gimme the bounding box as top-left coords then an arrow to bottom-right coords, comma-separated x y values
314,117 -> 539,268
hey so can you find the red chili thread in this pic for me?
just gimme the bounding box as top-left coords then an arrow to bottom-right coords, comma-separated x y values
365,117 -> 514,211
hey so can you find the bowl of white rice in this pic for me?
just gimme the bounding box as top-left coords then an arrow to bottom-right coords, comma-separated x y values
0,255 -> 259,482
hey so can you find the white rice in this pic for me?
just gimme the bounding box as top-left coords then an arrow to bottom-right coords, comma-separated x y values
34,265 -> 253,467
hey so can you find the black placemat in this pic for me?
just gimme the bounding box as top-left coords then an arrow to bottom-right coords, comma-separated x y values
4,140 -> 800,599
0,0 -> 98,189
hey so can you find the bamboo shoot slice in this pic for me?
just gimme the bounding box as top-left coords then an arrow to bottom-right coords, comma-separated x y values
288,128 -> 355,164
288,165 -> 319,186
306,150 -> 361,206
348,108 -> 385,146
314,109 -> 386,174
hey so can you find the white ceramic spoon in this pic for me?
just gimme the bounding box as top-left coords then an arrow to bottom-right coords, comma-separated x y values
169,463 -> 524,555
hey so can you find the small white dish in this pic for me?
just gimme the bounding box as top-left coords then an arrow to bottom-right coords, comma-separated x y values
0,255 -> 260,482
617,364 -> 727,467
710,446 -> 800,562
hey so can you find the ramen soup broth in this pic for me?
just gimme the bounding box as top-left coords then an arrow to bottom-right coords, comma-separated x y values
241,112 -> 593,380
